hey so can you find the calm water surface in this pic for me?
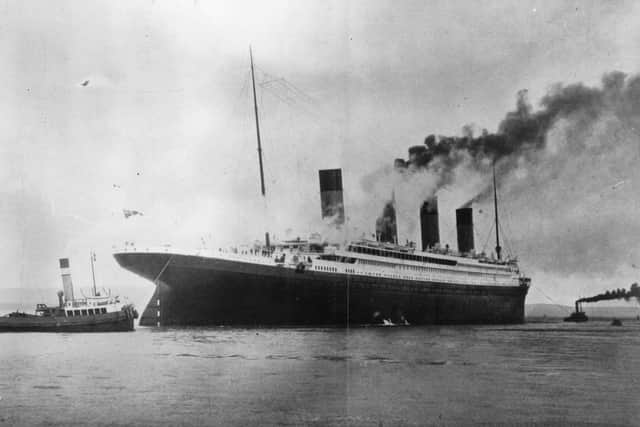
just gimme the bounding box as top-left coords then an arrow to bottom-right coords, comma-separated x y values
1,321 -> 639,426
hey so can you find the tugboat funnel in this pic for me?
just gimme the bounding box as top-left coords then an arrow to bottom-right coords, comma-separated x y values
59,258 -> 74,302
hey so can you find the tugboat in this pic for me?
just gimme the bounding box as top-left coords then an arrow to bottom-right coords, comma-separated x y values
564,300 -> 588,322
0,257 -> 138,332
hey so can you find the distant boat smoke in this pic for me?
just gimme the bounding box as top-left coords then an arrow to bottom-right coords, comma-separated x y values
578,283 -> 640,304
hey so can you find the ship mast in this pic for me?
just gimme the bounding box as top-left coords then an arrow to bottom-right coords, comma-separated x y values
493,163 -> 502,260
90,251 -> 97,296
249,46 -> 270,248
250,46 -> 266,197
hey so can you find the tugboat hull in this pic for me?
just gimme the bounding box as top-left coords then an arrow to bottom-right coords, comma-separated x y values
563,312 -> 588,322
0,310 -> 135,332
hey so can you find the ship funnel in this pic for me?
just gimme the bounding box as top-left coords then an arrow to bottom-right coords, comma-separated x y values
59,258 -> 74,302
375,200 -> 398,244
420,197 -> 440,250
456,207 -> 474,254
318,169 -> 345,225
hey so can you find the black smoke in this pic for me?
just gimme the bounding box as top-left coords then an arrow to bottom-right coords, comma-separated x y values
578,283 -> 640,304
394,71 -> 640,199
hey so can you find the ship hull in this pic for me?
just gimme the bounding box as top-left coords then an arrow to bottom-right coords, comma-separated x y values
0,311 -> 135,332
114,252 -> 528,326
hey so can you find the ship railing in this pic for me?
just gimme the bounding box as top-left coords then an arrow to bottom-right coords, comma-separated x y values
116,245 -> 203,255
116,244 -> 519,269
214,249 -> 286,266
68,299 -> 88,308
351,263 -> 517,287
340,265 -> 518,287
116,245 -> 232,259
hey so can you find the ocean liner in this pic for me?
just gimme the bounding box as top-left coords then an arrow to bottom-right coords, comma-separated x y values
114,49 -> 530,326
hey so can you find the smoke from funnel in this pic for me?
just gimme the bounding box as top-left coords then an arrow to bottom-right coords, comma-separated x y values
577,282 -> 640,304
394,71 -> 637,205
375,200 -> 397,243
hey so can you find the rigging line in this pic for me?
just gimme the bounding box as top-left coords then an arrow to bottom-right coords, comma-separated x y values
498,222 -> 513,258
153,255 -> 174,285
502,204 -> 517,251
506,217 -> 518,256
254,64 -> 375,152
255,74 -> 303,108
500,219 -> 514,256
265,80 -> 315,106
256,86 -> 271,182
254,69 -> 289,92
260,86 -> 324,125
278,79 -> 319,106
253,66 -> 304,90
261,78 -> 286,85
261,83 -> 307,109
230,70 -> 251,119
499,196 -> 518,252
254,66 -> 279,81
261,83 -> 303,104
260,78 -> 291,92
255,66 -> 320,107
255,72 -> 337,129
479,219 -> 494,254
259,70 -> 312,95
532,285 -> 572,314
504,222 -> 516,258
260,81 -> 320,115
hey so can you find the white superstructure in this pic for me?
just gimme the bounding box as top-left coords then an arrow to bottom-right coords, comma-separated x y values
119,237 -> 527,289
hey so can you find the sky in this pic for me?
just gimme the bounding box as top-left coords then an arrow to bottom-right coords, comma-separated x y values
2,0 -> 640,308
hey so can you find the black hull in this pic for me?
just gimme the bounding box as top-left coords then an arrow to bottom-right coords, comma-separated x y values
564,312 -> 588,322
114,252 -> 529,327
0,311 -> 135,332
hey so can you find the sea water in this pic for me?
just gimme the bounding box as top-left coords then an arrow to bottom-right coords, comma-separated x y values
1,321 -> 639,426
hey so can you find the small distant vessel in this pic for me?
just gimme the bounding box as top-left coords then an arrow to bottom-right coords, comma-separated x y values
611,318 -> 622,327
564,301 -> 588,322
0,257 -> 138,333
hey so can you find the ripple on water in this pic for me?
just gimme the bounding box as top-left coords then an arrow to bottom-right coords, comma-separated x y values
265,354 -> 302,360
313,355 -> 350,362
2,322 -> 639,426
414,359 -> 450,366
